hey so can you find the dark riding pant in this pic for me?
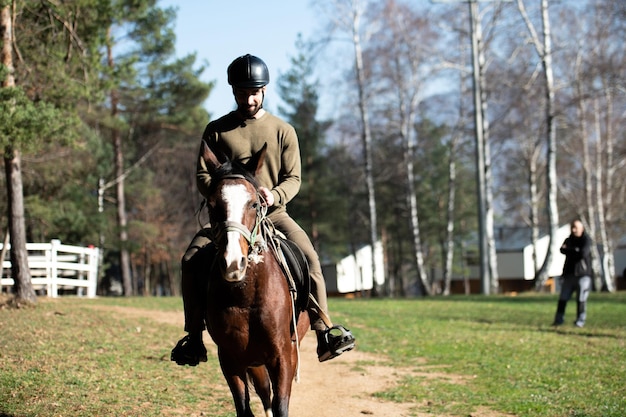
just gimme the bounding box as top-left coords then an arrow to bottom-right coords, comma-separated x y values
554,275 -> 591,325
181,228 -> 214,334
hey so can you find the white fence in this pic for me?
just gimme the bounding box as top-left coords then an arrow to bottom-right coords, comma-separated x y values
1,239 -> 99,298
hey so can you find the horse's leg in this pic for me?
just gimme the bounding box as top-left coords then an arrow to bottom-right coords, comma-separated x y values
220,355 -> 255,417
223,372 -> 254,417
266,354 -> 296,417
269,310 -> 311,417
248,366 -> 273,417
296,311 -> 310,346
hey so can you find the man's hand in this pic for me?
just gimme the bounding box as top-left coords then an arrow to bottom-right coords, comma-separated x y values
259,187 -> 274,207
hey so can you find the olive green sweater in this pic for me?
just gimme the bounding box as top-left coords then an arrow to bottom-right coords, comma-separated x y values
197,111 -> 301,212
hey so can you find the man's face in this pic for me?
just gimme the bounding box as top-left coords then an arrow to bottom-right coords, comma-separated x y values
571,221 -> 584,237
233,87 -> 265,118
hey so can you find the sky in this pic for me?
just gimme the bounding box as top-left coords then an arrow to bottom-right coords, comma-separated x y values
159,0 -> 323,120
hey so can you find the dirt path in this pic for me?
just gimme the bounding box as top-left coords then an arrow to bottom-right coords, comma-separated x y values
103,306 -> 509,417
284,335 -> 417,417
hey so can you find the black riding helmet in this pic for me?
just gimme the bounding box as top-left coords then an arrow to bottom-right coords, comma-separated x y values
227,54 -> 270,88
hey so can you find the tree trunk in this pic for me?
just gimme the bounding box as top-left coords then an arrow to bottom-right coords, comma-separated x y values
114,130 -> 133,296
442,134 -> 458,296
350,0 -> 380,296
593,97 -> 614,291
2,4 -> 36,304
469,0 -> 491,294
106,28 -> 133,296
518,0 -> 559,289
476,13 -> 499,295
538,0 -> 559,289
4,151 -> 37,304
529,152 -> 540,280
600,86 -> 616,291
405,138 -> 430,296
575,64 -> 603,291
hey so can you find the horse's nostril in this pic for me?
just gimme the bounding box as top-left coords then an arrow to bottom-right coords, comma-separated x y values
239,257 -> 247,271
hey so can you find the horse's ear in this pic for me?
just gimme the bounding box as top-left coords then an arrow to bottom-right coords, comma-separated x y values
201,140 -> 222,173
247,143 -> 267,177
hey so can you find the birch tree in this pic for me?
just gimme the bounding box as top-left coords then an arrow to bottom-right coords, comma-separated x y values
493,33 -> 547,285
468,0 -> 499,294
517,0 -> 559,289
571,52 -> 604,290
442,129 -> 463,295
317,0 -> 381,294
586,0 -> 624,290
442,66 -> 468,296
438,0 -> 500,294
592,97 -> 614,291
549,1 -> 624,291
372,0 -> 437,294
350,0 -> 380,295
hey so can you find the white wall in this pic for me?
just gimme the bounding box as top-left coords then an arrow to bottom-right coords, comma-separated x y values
528,225 -> 570,279
458,225 -> 570,281
335,242 -> 385,293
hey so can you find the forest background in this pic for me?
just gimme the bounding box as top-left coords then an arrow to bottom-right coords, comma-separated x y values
1,0 -> 624,300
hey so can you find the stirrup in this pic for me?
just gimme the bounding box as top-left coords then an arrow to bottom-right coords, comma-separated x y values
171,334 -> 207,366
318,325 -> 355,362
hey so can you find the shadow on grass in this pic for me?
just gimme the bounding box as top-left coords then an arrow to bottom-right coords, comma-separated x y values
537,326 -> 622,339
463,318 -> 623,340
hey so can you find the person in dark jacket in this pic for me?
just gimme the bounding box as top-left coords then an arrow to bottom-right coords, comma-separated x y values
552,219 -> 593,327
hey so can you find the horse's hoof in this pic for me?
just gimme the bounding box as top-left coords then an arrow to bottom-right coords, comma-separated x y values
317,325 -> 355,362
171,334 -> 208,366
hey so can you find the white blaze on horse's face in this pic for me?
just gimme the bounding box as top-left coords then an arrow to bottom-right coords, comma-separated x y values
221,183 -> 253,282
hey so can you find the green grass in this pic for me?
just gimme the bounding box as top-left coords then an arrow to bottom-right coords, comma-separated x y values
339,293 -> 626,416
1,292 -> 625,416
0,296 -> 231,417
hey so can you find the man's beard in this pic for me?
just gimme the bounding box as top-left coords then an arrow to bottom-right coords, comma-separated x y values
238,103 -> 263,118
237,91 -> 265,118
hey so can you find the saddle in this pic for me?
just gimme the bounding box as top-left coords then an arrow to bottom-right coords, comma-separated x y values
272,235 -> 310,314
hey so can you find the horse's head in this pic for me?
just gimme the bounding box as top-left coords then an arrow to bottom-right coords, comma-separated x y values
201,141 -> 267,282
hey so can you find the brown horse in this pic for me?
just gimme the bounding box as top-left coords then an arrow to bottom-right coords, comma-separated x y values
199,141 -> 310,417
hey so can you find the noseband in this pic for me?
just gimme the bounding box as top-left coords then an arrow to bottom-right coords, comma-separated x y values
213,219 -> 260,247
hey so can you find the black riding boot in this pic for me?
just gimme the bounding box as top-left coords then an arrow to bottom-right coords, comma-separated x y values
575,301 -> 586,327
552,300 -> 567,326
171,257 -> 208,366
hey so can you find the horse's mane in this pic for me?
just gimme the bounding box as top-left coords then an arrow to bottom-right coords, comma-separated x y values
208,157 -> 260,196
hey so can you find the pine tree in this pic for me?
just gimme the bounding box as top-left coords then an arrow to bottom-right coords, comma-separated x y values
1,1 -> 88,304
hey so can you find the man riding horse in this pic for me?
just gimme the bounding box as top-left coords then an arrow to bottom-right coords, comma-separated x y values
172,54 -> 355,366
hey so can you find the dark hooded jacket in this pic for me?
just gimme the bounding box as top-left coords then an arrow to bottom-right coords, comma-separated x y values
560,232 -> 592,277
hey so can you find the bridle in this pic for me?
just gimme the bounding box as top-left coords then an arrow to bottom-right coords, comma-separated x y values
209,174 -> 268,252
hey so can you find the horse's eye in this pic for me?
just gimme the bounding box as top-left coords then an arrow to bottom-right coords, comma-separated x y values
251,202 -> 260,210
